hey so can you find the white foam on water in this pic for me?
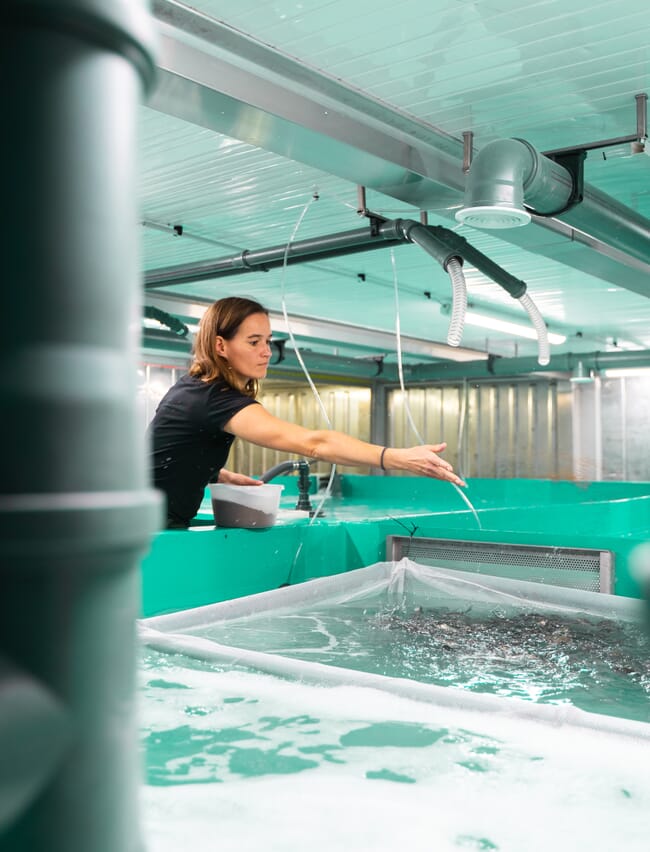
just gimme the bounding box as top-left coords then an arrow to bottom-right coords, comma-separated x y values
142,769 -> 648,852
139,656 -> 650,851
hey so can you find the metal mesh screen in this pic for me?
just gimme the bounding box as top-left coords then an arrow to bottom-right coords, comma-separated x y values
386,536 -> 614,594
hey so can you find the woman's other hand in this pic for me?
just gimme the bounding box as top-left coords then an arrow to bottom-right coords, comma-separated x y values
217,469 -> 263,486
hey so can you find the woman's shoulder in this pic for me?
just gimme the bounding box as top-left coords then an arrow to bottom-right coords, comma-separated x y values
179,373 -> 253,402
165,372 -> 201,395
205,377 -> 243,395
176,374 -> 229,392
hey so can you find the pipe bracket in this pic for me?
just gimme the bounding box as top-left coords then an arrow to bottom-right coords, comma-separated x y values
367,213 -> 388,236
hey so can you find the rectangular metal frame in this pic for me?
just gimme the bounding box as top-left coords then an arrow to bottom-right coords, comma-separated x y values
386,535 -> 615,594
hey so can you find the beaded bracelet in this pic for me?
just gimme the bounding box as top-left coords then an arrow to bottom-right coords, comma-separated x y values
379,446 -> 387,470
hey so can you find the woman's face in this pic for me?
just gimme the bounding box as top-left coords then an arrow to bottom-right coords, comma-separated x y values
216,312 -> 272,381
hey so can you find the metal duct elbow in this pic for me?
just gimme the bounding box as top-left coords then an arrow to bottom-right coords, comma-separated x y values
456,138 -> 574,229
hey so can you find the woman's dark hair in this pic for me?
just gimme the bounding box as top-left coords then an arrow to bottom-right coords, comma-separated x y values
189,296 -> 269,397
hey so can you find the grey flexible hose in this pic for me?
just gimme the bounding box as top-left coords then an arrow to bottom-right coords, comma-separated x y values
519,292 -> 551,365
446,257 -> 467,347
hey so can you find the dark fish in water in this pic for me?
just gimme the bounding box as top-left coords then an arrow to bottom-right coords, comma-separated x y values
370,607 -> 650,692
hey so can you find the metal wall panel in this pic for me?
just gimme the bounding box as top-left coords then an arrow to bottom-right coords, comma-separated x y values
387,379 -> 570,480
601,375 -> 650,481
137,363 -> 179,428
555,383 -> 575,480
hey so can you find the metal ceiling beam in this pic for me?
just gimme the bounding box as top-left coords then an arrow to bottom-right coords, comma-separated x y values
149,0 -> 650,295
141,327 -> 650,382
141,296 -> 650,380
406,350 -> 650,383
142,329 -> 390,378
149,1 -> 462,207
144,292 -> 488,363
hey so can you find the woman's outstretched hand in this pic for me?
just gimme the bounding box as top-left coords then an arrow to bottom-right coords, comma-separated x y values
386,443 -> 466,487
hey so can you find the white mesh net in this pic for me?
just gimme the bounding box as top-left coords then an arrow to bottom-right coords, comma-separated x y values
140,559 -> 649,738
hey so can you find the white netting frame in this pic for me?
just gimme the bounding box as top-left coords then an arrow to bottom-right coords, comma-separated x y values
139,559 -> 649,742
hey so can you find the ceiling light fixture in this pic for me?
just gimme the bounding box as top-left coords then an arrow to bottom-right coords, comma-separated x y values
603,367 -> 650,378
463,311 -> 566,344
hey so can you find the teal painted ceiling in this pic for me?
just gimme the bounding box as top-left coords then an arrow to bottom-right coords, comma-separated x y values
141,0 -> 650,369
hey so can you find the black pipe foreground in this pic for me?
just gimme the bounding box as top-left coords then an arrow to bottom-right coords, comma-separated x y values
1,3 -> 161,851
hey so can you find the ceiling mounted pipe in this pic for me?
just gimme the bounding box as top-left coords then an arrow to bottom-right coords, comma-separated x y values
145,226 -> 404,289
146,217 -> 532,306
270,343 -> 390,379
142,329 -> 193,355
144,305 -> 189,337
383,219 -> 528,298
145,218 -> 488,291
456,138 -> 574,229
381,219 -> 460,269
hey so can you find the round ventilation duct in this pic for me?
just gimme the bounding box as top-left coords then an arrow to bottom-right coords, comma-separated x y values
456,138 -> 574,229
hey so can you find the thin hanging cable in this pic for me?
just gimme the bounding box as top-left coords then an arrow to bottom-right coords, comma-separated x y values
518,292 -> 551,366
456,378 -> 469,478
280,196 -> 332,429
445,257 -> 467,347
279,191 -> 336,528
452,379 -> 482,531
390,249 -> 482,530
391,249 -> 422,442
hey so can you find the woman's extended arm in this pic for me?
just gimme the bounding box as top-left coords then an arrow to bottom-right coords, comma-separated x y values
225,402 -> 465,486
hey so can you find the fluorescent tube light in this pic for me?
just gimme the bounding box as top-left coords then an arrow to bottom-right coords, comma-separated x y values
464,312 -> 566,344
603,367 -> 650,378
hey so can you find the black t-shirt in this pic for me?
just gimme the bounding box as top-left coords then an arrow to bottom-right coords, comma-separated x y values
147,374 -> 259,528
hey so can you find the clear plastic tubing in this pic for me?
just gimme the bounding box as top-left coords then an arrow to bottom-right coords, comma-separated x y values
445,257 -> 467,347
519,291 -> 550,366
280,192 -> 336,528
390,250 -> 482,530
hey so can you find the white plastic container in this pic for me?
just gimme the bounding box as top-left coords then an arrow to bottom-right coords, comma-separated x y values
208,483 -> 284,529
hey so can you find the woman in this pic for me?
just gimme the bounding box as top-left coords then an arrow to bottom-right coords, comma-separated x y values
148,296 -> 465,529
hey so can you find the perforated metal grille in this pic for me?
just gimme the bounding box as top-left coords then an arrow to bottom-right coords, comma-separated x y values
386,537 -> 614,594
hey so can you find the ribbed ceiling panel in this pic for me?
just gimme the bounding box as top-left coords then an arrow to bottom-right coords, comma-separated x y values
141,0 -> 650,360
